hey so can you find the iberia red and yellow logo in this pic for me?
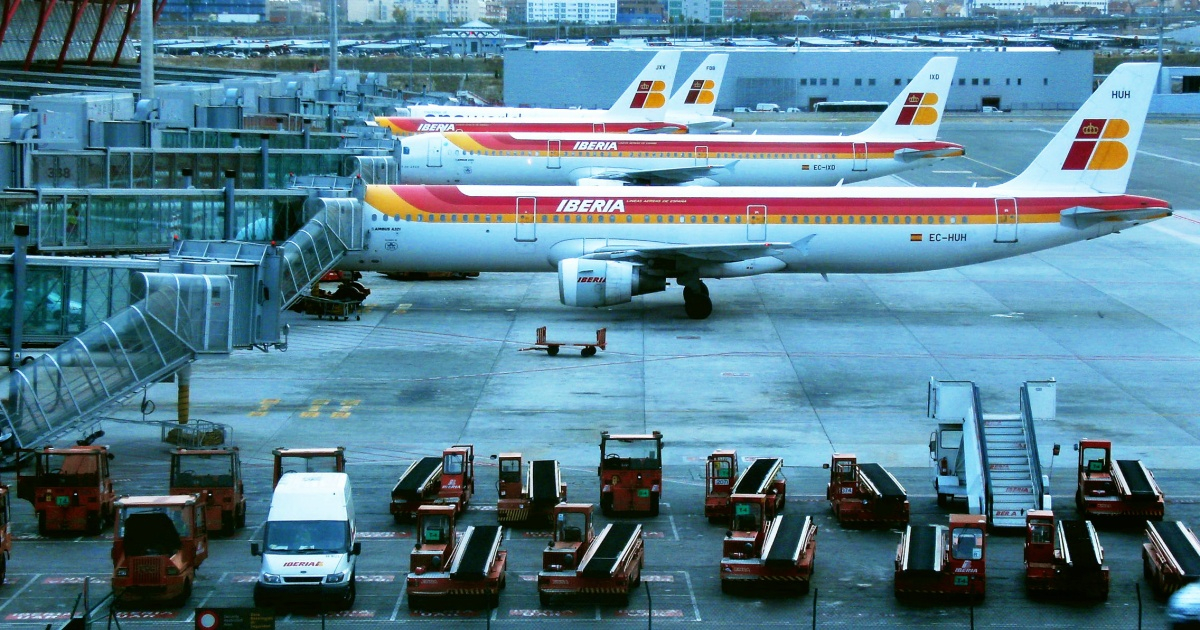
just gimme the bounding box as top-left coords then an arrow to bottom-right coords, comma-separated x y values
1061,118 -> 1130,171
895,92 -> 939,126
631,80 -> 668,109
683,79 -> 716,105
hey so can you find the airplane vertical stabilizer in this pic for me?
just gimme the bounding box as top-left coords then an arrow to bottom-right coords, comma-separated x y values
607,50 -> 681,119
855,56 -> 957,142
665,54 -> 728,118
1000,62 -> 1159,195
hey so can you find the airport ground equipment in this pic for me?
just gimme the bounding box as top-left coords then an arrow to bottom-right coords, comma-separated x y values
928,378 -> 1054,528
1075,438 -> 1164,521
271,447 -> 345,488
826,453 -> 909,528
170,447 -> 247,536
520,326 -> 606,357
496,453 -> 567,525
894,514 -> 986,602
537,503 -> 644,605
16,445 -> 114,535
0,484 -> 10,583
598,431 -> 663,516
720,492 -> 817,594
1142,520 -> 1200,598
705,450 -> 738,522
406,505 -> 507,609
1024,510 -> 1109,599
392,444 -> 475,522
706,454 -> 785,524
111,495 -> 208,606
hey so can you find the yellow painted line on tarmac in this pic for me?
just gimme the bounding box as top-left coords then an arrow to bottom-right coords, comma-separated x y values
394,303 -> 412,314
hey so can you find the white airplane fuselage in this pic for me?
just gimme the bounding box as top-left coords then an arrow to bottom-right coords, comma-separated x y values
398,133 -> 964,187
341,185 -> 1167,276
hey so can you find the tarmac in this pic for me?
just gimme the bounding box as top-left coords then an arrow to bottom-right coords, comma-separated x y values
2,115 -> 1199,627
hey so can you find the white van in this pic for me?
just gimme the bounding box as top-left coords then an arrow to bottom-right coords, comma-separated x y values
755,103 -> 780,112
251,473 -> 360,609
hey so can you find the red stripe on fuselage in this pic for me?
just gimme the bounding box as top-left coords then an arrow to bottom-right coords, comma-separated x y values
454,133 -> 961,156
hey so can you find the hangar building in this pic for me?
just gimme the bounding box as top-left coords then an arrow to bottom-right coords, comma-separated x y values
503,47 -> 1094,112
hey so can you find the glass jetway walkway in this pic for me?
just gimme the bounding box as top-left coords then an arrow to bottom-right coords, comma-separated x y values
1,196 -> 364,451
1,273 -> 232,451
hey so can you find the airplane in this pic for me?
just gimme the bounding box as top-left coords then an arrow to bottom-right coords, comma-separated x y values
342,63 -> 1170,320
375,51 -> 732,136
396,56 -> 961,187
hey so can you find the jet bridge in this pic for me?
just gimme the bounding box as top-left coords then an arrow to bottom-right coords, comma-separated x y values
928,378 -> 1054,529
1,195 -> 365,452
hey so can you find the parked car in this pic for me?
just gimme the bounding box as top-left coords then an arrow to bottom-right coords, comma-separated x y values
1169,583 -> 1200,628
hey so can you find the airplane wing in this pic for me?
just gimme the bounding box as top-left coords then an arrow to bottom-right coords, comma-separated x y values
578,164 -> 730,186
580,241 -> 797,265
1060,205 -> 1172,228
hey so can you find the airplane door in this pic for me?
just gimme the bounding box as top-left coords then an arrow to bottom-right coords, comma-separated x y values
426,136 -> 443,168
593,123 -> 606,133
747,205 -> 767,241
852,142 -> 867,172
547,140 -> 561,169
515,197 -> 537,242
695,146 -> 709,166
995,198 -> 1018,243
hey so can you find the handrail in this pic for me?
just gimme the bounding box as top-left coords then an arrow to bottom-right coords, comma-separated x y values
1021,383 -> 1046,511
972,385 -> 993,525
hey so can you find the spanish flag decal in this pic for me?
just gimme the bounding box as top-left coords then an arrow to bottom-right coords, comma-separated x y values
1061,118 -> 1130,171
910,234 -> 923,242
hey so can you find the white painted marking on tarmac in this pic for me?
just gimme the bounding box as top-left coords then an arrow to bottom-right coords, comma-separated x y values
190,572 -> 227,618
933,170 -> 973,173
0,575 -> 41,613
388,586 -> 405,621
668,514 -> 680,541
1149,222 -> 1200,246
683,570 -> 703,622
1138,150 -> 1200,168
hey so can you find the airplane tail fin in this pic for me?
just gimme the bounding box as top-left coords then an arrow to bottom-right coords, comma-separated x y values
608,50 -> 681,118
665,53 -> 728,118
857,56 -> 957,142
1000,62 -> 1159,195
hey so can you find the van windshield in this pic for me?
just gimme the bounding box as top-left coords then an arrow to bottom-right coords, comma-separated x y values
264,521 -> 350,554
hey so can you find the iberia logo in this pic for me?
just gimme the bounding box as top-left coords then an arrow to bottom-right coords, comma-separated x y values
1061,118 -> 1130,171
684,79 -> 716,105
895,92 -> 939,126
630,80 -> 668,109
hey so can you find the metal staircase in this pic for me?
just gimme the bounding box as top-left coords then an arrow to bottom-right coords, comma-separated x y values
982,380 -> 1055,528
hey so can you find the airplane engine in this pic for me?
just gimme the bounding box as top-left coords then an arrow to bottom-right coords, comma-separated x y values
558,259 -> 666,307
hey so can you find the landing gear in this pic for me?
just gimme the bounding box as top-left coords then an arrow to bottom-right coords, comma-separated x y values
682,283 -> 712,320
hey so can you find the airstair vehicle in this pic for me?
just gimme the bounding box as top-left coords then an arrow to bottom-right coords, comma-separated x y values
928,378 -> 1055,529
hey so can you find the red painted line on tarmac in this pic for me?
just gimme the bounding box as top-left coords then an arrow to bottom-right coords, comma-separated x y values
5,613 -> 71,621
641,574 -> 674,582
520,574 -> 537,582
643,531 -> 665,538
42,577 -> 109,585
355,574 -> 396,583
358,531 -> 411,539
1174,213 -> 1200,225
521,531 -> 551,538
508,609 -> 579,617
615,609 -> 685,618
115,611 -> 177,619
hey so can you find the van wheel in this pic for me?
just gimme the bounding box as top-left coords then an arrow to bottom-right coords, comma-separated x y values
338,575 -> 356,610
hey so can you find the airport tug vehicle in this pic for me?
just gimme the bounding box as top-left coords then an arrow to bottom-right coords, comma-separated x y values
1075,439 -> 1164,521
496,453 -> 567,525
538,503 -> 645,605
719,491 -> 816,594
392,444 -> 475,522
406,505 -> 506,610
826,453 -> 909,528
1023,510 -> 1109,599
705,452 -> 786,524
598,431 -> 662,516
111,495 -> 208,606
169,447 -> 247,536
0,484 -> 11,582
895,514 -> 986,601
271,446 -> 346,487
17,445 -> 115,535
1142,519 -> 1200,598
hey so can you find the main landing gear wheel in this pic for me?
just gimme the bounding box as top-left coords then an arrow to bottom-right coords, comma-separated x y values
683,284 -> 713,320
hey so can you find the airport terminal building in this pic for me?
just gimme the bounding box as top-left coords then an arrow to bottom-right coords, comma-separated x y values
503,47 -> 1094,112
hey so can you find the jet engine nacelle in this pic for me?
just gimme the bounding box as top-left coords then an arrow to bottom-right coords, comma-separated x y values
558,259 -> 666,307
